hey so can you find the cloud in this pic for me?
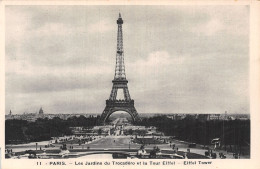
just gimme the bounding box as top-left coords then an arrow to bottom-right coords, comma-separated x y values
5,6 -> 249,115
188,6 -> 249,37
126,49 -> 249,114
5,7 -> 32,44
87,19 -> 114,33
137,51 -> 183,67
194,19 -> 224,36
127,51 -> 185,91
6,88 -> 109,114
5,73 -> 110,93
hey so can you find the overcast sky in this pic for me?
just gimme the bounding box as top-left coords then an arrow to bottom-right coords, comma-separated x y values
5,5 -> 249,115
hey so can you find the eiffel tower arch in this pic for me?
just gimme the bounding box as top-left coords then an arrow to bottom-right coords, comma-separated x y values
100,13 -> 140,124
101,100 -> 140,123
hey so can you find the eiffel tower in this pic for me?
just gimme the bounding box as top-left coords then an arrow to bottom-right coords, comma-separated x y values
100,13 -> 140,124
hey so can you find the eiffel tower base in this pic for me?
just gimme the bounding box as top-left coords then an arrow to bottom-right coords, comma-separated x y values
99,100 -> 140,125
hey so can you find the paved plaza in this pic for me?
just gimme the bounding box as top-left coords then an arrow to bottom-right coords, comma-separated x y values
6,134 -> 248,159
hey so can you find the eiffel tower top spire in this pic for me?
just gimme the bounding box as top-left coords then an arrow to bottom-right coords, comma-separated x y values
114,13 -> 126,80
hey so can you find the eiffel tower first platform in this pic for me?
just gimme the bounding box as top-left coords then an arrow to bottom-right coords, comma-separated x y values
99,13 -> 140,124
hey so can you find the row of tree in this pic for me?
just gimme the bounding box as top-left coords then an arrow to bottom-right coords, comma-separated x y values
5,115 -> 100,144
136,115 -> 250,150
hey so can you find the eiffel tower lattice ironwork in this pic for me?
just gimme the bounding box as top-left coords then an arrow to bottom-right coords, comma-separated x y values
100,13 -> 140,124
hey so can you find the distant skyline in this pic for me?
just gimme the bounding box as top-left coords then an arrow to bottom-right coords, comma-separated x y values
6,6 -> 249,114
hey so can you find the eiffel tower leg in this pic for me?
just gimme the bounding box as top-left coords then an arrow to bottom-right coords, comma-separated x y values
100,107 -> 111,125
129,106 -> 140,123
109,86 -> 118,100
123,86 -> 131,100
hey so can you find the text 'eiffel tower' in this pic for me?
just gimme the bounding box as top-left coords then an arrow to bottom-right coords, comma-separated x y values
100,13 -> 140,124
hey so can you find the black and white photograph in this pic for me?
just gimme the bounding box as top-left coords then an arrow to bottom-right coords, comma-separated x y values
4,5 -> 251,161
